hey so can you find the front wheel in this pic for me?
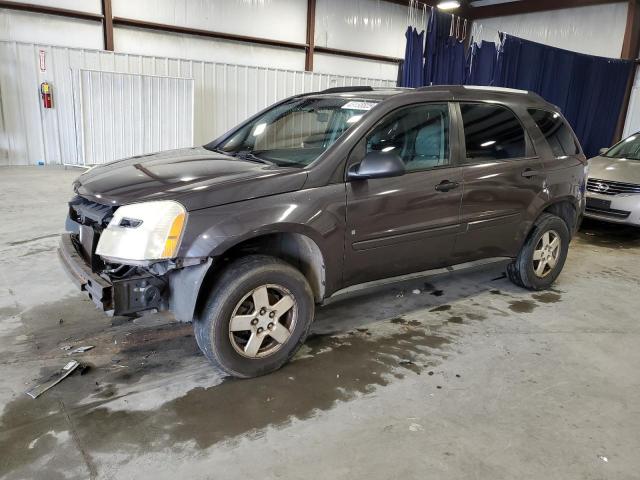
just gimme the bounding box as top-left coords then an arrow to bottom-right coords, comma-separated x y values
194,255 -> 315,378
507,213 -> 570,291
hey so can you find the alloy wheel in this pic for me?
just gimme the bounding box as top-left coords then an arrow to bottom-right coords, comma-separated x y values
532,230 -> 561,278
228,284 -> 297,358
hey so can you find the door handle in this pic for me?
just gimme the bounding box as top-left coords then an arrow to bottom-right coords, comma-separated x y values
522,168 -> 543,178
435,180 -> 460,192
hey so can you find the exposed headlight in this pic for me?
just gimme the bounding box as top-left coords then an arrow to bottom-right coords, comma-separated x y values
96,200 -> 187,262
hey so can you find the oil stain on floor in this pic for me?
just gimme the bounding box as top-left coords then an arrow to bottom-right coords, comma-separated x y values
0,267 -> 563,478
0,301 -> 461,478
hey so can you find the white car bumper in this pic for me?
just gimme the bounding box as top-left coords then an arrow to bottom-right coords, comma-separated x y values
585,191 -> 640,226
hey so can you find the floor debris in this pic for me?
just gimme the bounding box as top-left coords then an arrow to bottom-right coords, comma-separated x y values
69,345 -> 94,354
598,455 -> 609,463
25,361 -> 80,399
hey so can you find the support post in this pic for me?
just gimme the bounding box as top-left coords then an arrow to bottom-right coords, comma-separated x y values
102,0 -> 114,51
305,0 -> 316,71
614,0 -> 640,143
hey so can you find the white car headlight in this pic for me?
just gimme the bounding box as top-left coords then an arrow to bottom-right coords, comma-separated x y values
96,200 -> 187,262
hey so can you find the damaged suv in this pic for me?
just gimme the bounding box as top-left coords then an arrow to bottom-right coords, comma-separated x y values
59,85 -> 586,377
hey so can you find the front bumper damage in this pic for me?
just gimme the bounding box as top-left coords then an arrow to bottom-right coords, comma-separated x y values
58,233 -> 212,321
58,233 -> 167,316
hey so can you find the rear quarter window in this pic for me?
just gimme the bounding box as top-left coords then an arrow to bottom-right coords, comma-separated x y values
528,109 -> 580,157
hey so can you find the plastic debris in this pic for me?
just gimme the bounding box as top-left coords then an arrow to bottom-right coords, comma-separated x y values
69,346 -> 94,354
25,361 -> 79,399
409,423 -> 424,432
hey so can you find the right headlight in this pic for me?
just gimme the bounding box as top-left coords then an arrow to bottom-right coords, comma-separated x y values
96,200 -> 187,262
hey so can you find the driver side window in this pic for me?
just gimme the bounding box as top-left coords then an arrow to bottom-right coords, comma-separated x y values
366,104 -> 450,172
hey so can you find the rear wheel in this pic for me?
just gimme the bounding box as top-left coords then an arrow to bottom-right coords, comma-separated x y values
507,213 -> 570,290
194,255 -> 314,378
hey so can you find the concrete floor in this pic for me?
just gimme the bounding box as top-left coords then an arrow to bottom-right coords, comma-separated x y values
1,166 -> 639,480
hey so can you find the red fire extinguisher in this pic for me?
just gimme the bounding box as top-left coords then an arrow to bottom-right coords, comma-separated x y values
40,82 -> 53,109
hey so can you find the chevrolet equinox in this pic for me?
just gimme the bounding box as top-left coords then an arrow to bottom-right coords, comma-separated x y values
59,85 -> 587,377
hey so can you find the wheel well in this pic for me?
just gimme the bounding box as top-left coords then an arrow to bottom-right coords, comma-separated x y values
202,232 -> 326,304
543,200 -> 577,234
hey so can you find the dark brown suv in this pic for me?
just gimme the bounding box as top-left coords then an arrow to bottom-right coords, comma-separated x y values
59,85 -> 587,377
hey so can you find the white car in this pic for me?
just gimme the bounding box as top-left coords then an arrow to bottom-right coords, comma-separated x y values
585,132 -> 640,226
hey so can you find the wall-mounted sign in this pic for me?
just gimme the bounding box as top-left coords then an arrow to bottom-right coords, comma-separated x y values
39,50 -> 46,72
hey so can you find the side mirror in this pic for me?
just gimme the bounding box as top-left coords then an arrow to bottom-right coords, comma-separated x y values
347,151 -> 405,180
599,147 -> 609,155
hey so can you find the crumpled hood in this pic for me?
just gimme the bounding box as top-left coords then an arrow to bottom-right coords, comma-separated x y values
74,147 -> 308,210
588,155 -> 640,184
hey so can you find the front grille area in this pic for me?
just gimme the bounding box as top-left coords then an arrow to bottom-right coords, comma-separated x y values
69,196 -> 116,230
68,196 -> 117,270
587,178 -> 640,196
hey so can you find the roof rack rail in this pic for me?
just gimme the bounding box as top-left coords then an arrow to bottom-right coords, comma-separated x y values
321,86 -> 374,93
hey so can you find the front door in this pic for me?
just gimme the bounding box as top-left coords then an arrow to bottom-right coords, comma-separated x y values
343,103 -> 463,287
452,102 -> 546,262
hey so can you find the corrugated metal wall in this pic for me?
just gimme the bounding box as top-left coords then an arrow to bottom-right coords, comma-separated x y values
0,41 -> 395,166
75,70 -> 194,165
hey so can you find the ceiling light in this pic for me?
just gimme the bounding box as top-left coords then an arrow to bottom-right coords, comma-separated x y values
437,1 -> 460,10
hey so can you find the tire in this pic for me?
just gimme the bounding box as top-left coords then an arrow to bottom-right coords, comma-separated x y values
507,213 -> 570,291
193,254 -> 315,378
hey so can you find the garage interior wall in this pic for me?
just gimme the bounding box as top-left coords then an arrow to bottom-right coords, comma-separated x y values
470,2 -> 639,140
471,3 -> 629,58
0,41 -> 395,166
0,0 -> 408,79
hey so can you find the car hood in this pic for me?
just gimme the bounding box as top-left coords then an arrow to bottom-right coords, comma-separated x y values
588,155 -> 640,184
74,147 -> 308,210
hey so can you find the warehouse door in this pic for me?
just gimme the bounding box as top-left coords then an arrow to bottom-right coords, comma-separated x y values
73,69 -> 194,166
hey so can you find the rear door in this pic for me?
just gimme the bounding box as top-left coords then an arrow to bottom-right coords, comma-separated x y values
452,102 -> 546,262
343,103 -> 464,287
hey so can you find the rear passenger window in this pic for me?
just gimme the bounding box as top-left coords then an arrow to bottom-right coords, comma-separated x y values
460,103 -> 526,161
528,109 -> 580,157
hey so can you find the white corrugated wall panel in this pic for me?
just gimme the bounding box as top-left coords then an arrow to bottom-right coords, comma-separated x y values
0,40 -> 395,166
76,70 -> 194,165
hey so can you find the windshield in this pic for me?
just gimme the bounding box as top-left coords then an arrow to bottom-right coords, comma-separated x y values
603,133 -> 640,160
207,96 -> 379,167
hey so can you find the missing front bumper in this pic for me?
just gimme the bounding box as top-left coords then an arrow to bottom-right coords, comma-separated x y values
58,234 -> 167,316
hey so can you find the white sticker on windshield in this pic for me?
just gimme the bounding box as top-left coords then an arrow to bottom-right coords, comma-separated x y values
341,101 -> 378,111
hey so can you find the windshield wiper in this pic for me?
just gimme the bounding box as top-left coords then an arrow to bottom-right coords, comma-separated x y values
231,150 -> 275,165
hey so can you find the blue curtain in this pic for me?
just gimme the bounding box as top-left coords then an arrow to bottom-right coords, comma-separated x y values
423,8 -> 466,85
492,34 -> 633,156
466,41 -> 497,86
400,27 -> 424,88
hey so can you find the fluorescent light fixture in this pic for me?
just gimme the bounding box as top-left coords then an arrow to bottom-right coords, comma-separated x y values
437,0 -> 460,10
382,146 -> 396,152
480,140 -> 496,147
253,123 -> 267,136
